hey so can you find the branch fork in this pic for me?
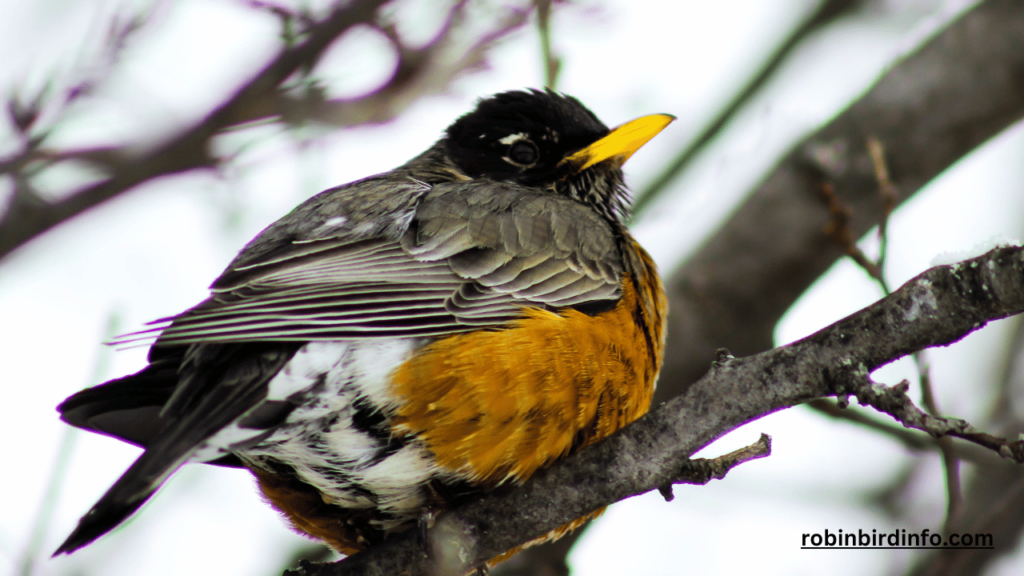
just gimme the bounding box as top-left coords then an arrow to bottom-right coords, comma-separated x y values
838,372 -> 1024,463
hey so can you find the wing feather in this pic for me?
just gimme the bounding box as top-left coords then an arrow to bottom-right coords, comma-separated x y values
124,180 -> 624,349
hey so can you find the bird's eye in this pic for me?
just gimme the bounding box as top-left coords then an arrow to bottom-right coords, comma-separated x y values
508,140 -> 539,166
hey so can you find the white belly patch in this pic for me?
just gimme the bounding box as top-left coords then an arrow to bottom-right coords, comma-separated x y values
192,339 -> 443,531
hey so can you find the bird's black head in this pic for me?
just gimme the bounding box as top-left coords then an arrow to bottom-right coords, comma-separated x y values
443,90 -> 659,223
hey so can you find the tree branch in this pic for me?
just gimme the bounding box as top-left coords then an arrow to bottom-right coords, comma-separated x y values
285,244 -> 1024,575
658,433 -> 772,503
534,0 -> 561,90
807,400 -> 1004,466
0,0 -> 530,261
840,376 -> 1024,462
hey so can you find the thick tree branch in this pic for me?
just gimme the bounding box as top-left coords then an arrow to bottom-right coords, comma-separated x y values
286,244 -> 1024,575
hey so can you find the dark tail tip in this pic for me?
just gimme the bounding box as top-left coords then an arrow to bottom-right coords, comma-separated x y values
52,497 -> 148,556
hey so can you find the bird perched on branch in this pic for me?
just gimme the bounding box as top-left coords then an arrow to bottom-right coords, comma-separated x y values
55,89 -> 672,564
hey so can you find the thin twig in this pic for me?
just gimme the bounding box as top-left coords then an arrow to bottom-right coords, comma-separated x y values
837,376 -> 1024,463
911,350 -> 964,534
865,137 -> 898,272
658,434 -> 772,501
819,181 -> 886,286
807,399 -> 1003,466
534,0 -> 561,90
866,138 -> 963,533
824,137 -> 964,534
909,318 -> 1024,576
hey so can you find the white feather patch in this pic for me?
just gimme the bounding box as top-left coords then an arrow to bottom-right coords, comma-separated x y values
359,443 -> 437,509
320,417 -> 382,465
191,423 -> 265,462
267,341 -> 349,400
217,338 -> 437,527
349,339 -> 418,409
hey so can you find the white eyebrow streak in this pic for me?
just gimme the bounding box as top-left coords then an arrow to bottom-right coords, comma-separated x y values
498,132 -> 527,145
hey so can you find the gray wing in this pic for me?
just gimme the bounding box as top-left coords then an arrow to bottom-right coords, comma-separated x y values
123,179 -> 623,347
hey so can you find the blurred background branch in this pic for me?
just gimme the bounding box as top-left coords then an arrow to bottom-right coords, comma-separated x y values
630,0 -> 867,216
534,0 -> 562,90
0,0 -> 530,261
656,0 -> 1024,401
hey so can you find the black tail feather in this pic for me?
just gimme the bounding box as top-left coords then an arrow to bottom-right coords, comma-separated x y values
53,489 -> 151,555
58,358 -> 180,448
54,341 -> 301,555
57,357 -> 244,468
53,423 -> 201,556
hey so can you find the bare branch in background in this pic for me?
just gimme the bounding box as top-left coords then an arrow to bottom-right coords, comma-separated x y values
630,0 -> 867,215
280,1 -> 530,128
0,0 -> 531,261
657,0 -> 1024,403
865,137 -> 898,272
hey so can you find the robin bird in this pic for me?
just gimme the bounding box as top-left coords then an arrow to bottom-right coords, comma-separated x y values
55,89 -> 672,564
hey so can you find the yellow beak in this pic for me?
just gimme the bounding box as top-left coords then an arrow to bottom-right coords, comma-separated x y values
562,113 -> 675,172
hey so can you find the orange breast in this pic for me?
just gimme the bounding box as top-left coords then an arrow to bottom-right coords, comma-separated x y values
391,245 -> 666,487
